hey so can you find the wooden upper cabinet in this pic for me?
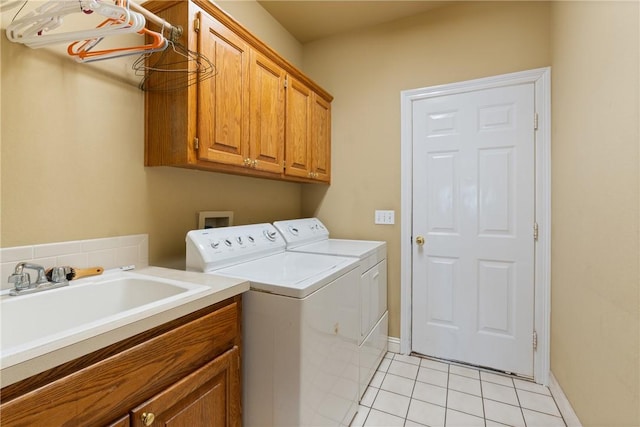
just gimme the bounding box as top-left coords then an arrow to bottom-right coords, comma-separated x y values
143,0 -> 332,183
285,76 -> 331,183
284,75 -> 312,180
311,94 -> 331,183
197,12 -> 250,168
249,50 -> 285,174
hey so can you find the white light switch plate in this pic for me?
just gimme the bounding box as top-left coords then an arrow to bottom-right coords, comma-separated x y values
375,210 -> 395,225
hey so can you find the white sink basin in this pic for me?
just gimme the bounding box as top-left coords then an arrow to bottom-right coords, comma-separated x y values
0,272 -> 208,368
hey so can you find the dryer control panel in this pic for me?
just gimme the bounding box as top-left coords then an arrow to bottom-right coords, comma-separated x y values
273,218 -> 329,248
186,223 -> 285,272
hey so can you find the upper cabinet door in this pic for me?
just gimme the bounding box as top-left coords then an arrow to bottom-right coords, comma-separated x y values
249,50 -> 285,174
197,13 -> 250,167
311,94 -> 331,183
284,75 -> 312,179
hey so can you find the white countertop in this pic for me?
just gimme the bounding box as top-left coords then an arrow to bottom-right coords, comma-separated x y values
0,266 -> 248,387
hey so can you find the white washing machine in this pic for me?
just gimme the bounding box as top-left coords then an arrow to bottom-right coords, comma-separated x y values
273,218 -> 388,400
186,223 -> 360,427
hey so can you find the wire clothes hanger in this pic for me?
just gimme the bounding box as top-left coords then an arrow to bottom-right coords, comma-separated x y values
131,32 -> 215,92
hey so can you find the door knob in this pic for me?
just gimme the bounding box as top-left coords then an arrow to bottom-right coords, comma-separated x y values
415,236 -> 425,246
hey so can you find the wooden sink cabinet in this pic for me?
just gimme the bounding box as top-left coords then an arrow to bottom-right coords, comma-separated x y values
143,0 -> 332,184
0,295 -> 242,427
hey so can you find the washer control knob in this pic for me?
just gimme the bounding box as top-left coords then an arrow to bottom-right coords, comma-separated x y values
224,239 -> 232,247
237,236 -> 243,245
288,226 -> 299,236
210,241 -> 220,249
264,230 -> 277,241
248,235 -> 255,243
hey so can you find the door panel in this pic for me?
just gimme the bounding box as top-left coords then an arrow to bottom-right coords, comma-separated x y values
311,94 -> 331,181
284,76 -> 312,178
412,84 -> 535,376
250,50 -> 285,173
130,346 -> 240,427
198,14 -> 249,166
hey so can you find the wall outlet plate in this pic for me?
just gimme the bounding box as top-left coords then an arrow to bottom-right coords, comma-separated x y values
375,210 -> 395,225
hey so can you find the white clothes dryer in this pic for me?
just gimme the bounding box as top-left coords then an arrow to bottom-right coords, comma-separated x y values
273,218 -> 388,400
186,223 -> 359,427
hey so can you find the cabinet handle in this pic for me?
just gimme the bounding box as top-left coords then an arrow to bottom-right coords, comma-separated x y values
141,412 -> 155,426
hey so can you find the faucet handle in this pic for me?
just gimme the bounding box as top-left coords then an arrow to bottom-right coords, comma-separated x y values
8,272 -> 31,290
50,267 -> 68,284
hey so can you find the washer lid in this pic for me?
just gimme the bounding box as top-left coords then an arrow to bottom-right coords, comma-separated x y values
292,239 -> 387,261
214,251 -> 358,298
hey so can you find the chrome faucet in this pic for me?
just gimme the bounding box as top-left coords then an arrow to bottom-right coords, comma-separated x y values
8,262 -> 68,296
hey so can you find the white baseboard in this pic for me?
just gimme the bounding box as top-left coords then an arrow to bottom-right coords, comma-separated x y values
549,372 -> 582,427
387,337 -> 401,354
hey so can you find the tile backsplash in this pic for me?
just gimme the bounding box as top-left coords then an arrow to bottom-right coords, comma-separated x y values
0,235 -> 148,291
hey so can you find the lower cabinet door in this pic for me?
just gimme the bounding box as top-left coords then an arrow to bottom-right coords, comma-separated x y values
130,346 -> 240,427
106,414 -> 131,427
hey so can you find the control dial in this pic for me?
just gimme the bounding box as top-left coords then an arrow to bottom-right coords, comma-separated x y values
263,229 -> 278,241
288,226 -> 299,236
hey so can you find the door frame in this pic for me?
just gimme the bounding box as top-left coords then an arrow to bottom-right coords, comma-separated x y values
400,67 -> 551,385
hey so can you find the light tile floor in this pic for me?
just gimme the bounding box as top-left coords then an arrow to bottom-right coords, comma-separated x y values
352,352 -> 567,427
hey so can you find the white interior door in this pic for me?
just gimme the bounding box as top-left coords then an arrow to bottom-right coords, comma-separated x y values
411,83 -> 535,377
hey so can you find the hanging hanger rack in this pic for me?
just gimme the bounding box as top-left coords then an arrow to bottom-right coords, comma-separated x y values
127,0 -> 182,42
6,0 -> 183,47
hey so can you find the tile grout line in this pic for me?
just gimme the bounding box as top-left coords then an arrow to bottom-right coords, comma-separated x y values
404,357 -> 420,423
479,372 -> 487,427
512,376 -> 529,427
443,362 -> 451,427
547,387 -> 569,427
363,352 -> 392,426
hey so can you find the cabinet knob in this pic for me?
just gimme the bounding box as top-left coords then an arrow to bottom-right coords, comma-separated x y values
252,159 -> 258,168
141,412 -> 155,426
243,158 -> 251,167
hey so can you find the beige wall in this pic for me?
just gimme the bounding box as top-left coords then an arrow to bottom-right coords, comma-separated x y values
301,1 -> 552,339
0,1 -> 304,268
550,2 -> 640,425
302,1 -> 639,424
